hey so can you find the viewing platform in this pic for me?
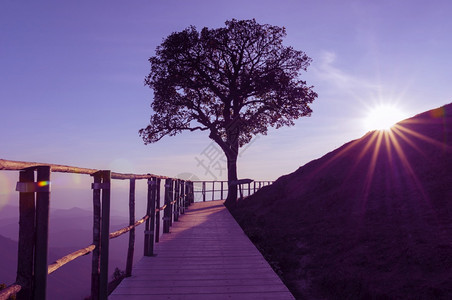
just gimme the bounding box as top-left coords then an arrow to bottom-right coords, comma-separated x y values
0,159 -> 276,299
110,200 -> 294,299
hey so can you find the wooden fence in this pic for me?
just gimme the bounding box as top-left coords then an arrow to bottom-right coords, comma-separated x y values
0,159 -> 271,300
192,180 -> 273,202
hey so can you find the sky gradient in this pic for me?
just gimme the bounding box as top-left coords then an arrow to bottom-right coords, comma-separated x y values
1,0 -> 451,185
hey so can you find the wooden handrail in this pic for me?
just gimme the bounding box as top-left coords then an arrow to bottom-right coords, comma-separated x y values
2,213 -> 155,299
0,158 -> 272,300
48,245 -> 96,275
109,215 -> 149,240
0,159 -> 169,180
0,284 -> 21,300
46,214 -> 153,275
156,204 -> 167,212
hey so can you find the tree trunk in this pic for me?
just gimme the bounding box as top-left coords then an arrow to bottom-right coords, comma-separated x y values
224,154 -> 238,208
209,118 -> 240,207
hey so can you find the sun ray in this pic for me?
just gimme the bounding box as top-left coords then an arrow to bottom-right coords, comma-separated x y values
356,131 -> 381,162
394,123 -> 450,150
383,129 -> 394,165
360,131 -> 384,212
387,128 -> 430,204
332,131 -> 382,201
391,125 -> 427,156
313,131 -> 380,185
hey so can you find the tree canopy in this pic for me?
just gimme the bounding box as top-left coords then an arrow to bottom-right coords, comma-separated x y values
140,19 -> 317,205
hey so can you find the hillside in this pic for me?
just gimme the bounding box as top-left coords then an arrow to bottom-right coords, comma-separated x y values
230,103 -> 452,299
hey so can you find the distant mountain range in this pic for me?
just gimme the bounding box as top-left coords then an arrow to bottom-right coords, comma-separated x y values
232,103 -> 452,299
0,206 -> 145,299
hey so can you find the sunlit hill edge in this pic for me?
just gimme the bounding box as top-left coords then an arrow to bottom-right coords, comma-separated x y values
229,103 -> 452,299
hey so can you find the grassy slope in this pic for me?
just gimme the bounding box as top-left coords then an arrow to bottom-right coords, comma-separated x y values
229,103 -> 452,299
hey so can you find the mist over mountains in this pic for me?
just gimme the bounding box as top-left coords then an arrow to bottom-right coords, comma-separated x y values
0,206 -> 144,299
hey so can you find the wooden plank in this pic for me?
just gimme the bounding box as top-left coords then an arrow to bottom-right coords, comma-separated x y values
112,278 -> 285,287
125,273 -> 282,282
113,284 -> 290,294
110,292 -> 294,300
110,200 -> 294,299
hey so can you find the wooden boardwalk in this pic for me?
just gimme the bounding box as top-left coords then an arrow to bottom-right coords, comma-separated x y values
110,200 -> 294,299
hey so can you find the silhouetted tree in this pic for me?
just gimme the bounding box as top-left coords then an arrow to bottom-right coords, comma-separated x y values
140,19 -> 317,207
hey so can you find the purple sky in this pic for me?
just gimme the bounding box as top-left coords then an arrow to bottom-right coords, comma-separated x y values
1,0 -> 451,207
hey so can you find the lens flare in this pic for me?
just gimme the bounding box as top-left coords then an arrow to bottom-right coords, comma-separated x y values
37,181 -> 51,187
364,104 -> 408,131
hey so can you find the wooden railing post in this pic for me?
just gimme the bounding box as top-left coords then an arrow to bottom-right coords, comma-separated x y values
189,182 -> 194,205
155,178 -> 161,243
184,181 -> 189,208
163,179 -> 172,233
211,182 -> 214,201
144,177 -> 151,256
179,180 -> 182,213
33,166 -> 51,300
174,180 -> 180,222
221,181 -> 224,200
150,177 -> 157,248
91,172 -> 101,300
180,180 -> 184,214
99,170 -> 111,300
125,178 -> 135,277
180,180 -> 185,215
14,166 -> 51,300
169,179 -> 174,227
202,182 -> 206,202
144,177 -> 156,256
90,170 -> 111,300
15,168 -> 35,300
190,181 -> 194,205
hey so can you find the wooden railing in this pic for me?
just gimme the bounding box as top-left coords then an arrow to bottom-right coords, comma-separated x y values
0,159 -> 271,300
192,180 -> 273,202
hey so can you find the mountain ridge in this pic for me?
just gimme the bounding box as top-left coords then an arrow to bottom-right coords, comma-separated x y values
0,206 -> 143,299
230,102 -> 452,299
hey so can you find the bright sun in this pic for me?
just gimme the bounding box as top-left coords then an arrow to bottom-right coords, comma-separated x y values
363,104 -> 407,132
